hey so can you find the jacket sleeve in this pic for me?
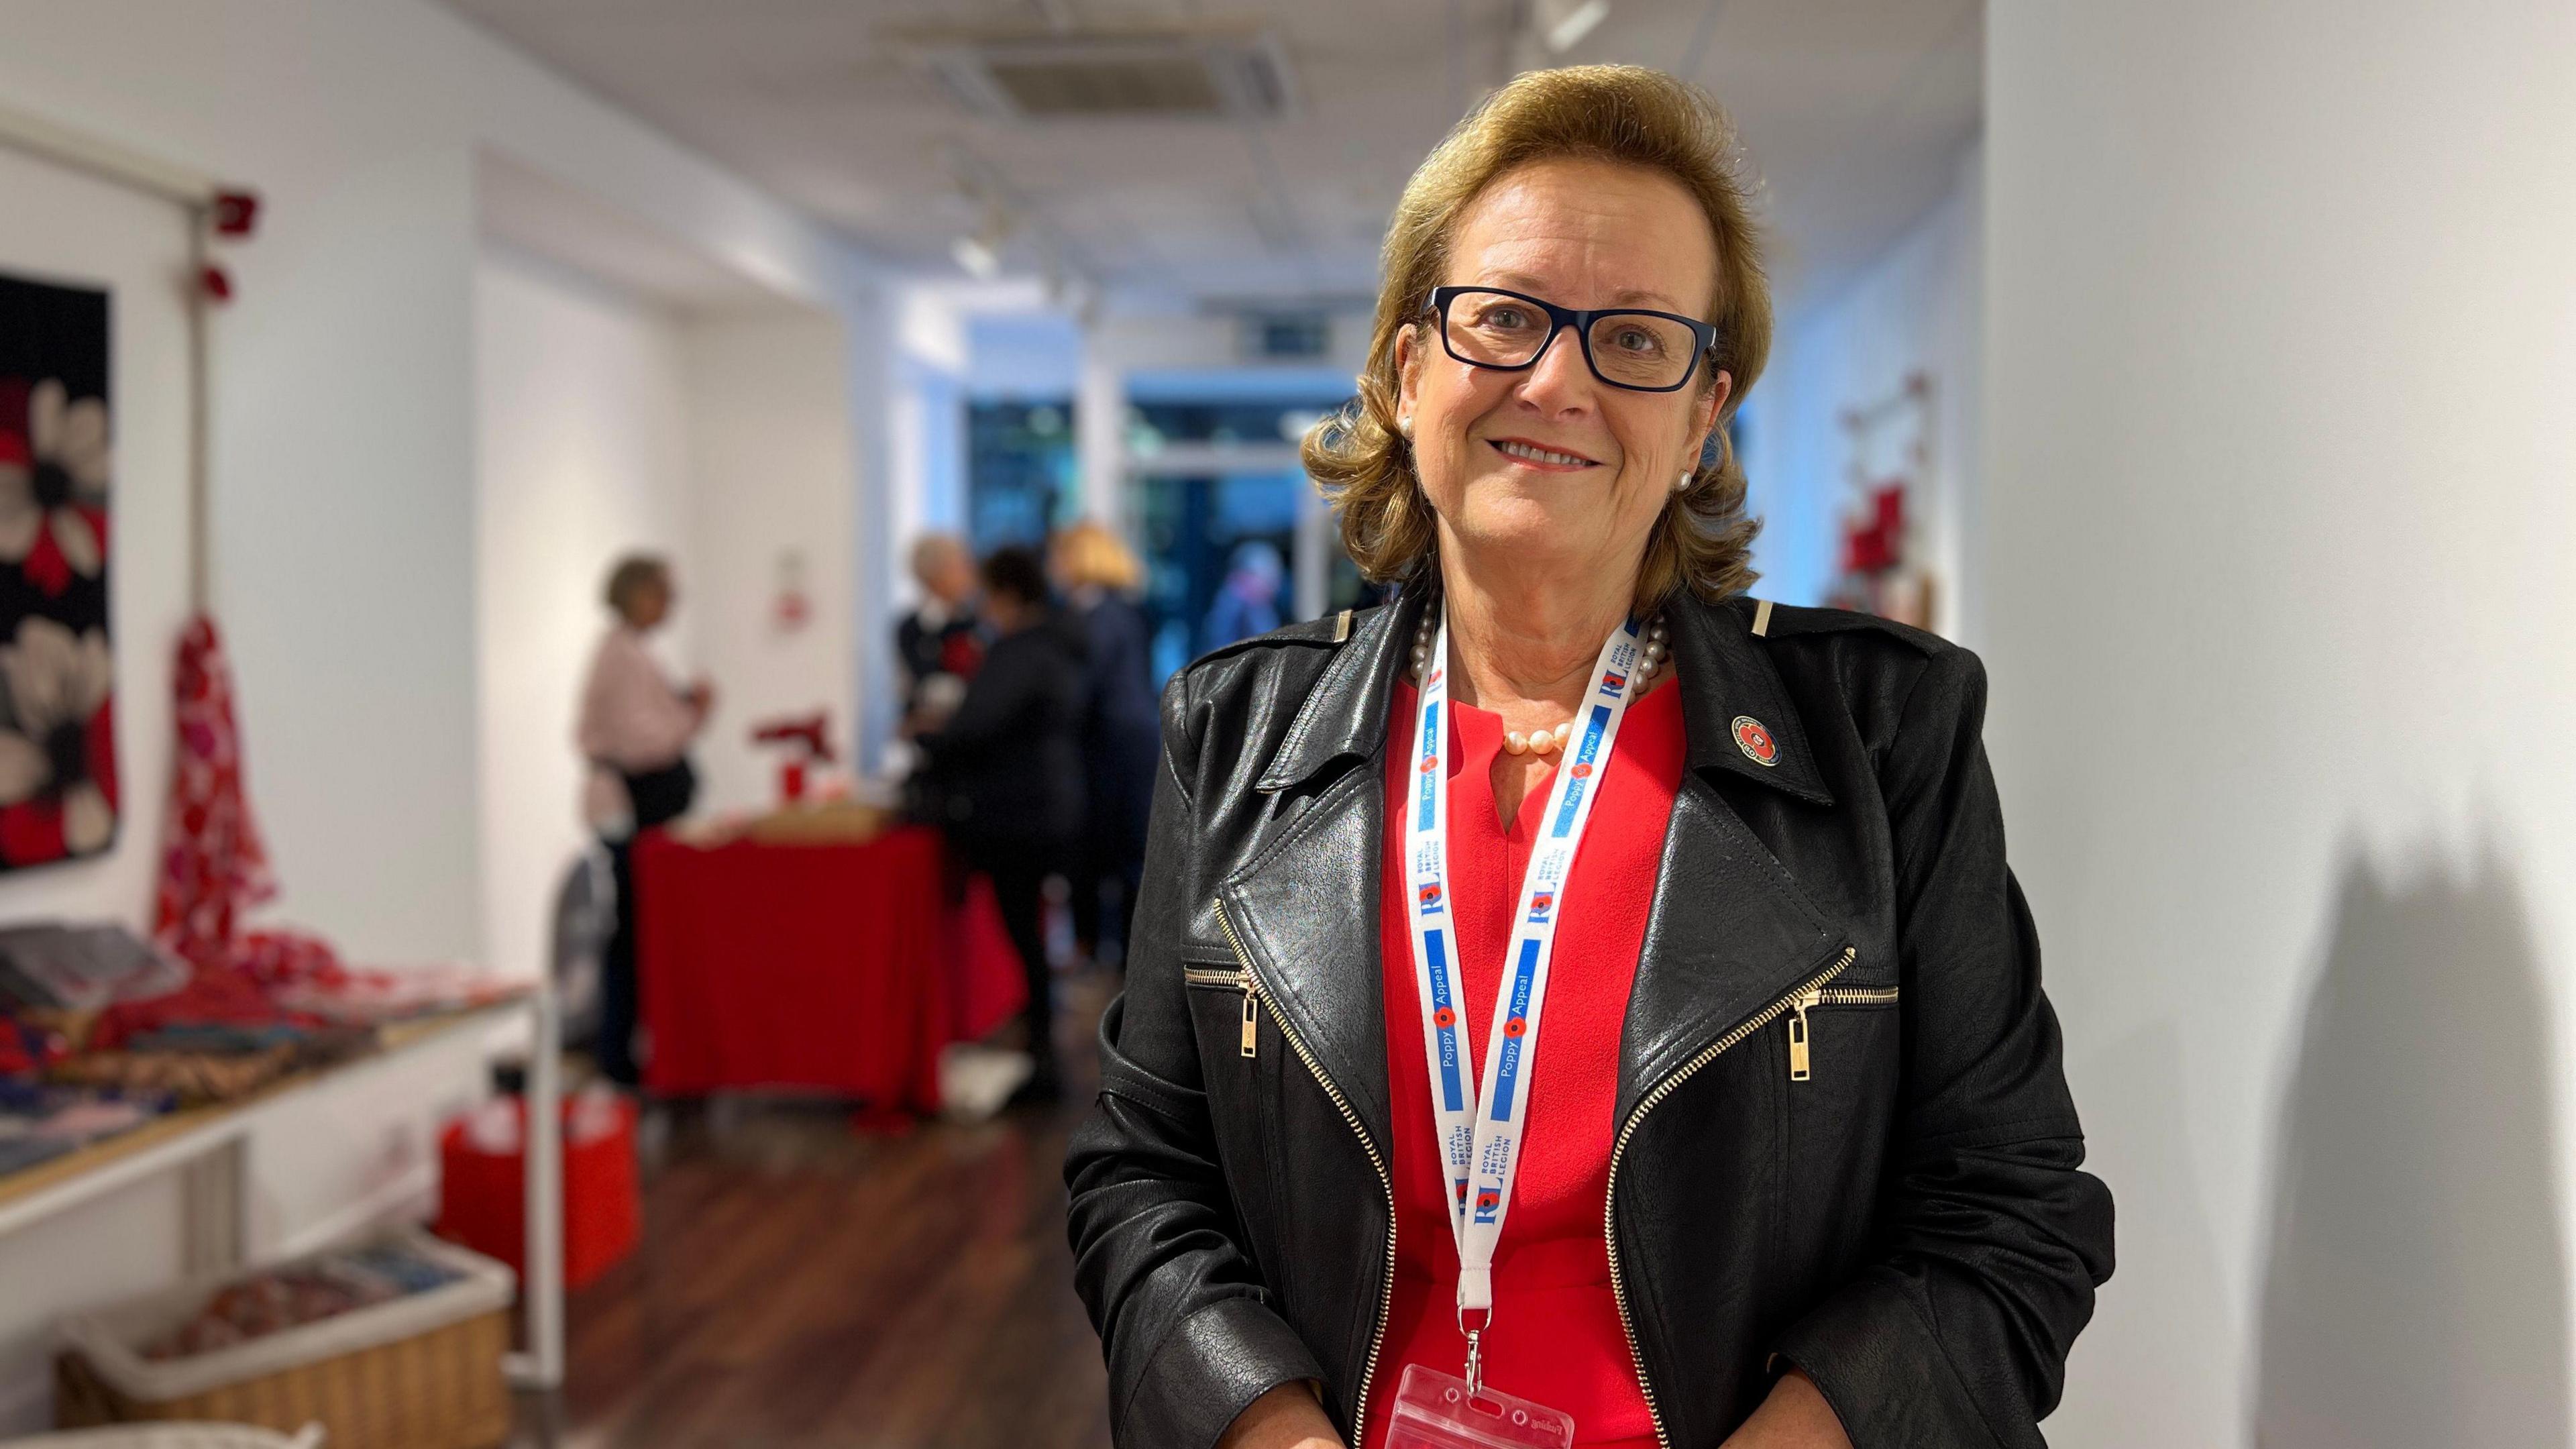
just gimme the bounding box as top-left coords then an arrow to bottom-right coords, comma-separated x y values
1774,646 -> 2116,1448
919,643 -> 1034,767
1065,675 -> 1326,1449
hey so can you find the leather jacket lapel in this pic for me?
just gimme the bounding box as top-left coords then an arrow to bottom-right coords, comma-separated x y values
1621,774 -> 1847,1122
1219,765 -> 1395,1162
1619,596 -> 1848,1121
1216,590 -> 1423,1165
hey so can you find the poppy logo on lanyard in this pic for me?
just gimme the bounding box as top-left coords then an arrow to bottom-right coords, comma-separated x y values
1732,714 -> 1780,767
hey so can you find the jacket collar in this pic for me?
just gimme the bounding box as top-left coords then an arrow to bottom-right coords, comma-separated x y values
1254,588 -> 1426,794
1665,594 -> 1835,806
1257,586 -> 1832,808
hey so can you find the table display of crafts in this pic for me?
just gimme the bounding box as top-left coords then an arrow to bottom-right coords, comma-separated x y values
0,920 -> 521,1184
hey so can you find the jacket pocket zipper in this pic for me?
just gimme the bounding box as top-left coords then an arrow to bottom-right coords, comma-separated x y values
1213,902 -> 1397,1441
1182,964 -> 1260,1058
1785,983 -> 1900,1082
1607,945 -> 1856,1449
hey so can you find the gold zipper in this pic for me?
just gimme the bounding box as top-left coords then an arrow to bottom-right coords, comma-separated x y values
1182,965 -> 1260,1057
1605,946 -> 1858,1449
1215,900 -> 1397,1440
1786,983 -> 1899,1083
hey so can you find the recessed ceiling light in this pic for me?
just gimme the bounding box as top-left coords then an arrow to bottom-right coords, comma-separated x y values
951,233 -> 1002,279
1537,0 -> 1611,53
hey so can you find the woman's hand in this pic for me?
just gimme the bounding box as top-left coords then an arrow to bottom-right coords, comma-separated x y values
1720,1369 -> 1854,1449
1217,1383 -> 1345,1449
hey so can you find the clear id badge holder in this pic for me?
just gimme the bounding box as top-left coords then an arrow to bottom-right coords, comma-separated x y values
1385,1362 -> 1575,1449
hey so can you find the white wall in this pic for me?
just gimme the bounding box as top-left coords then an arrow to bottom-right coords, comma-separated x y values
680,307 -> 857,811
0,0 -> 881,1428
1742,140 -> 1984,641
474,252 -> 696,987
1986,3 -> 2576,1444
0,0 -> 874,961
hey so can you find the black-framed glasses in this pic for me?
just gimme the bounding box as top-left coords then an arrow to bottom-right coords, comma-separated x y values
1426,285 -> 1719,393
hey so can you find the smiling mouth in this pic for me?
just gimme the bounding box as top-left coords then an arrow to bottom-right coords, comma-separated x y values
1489,437 -> 1599,468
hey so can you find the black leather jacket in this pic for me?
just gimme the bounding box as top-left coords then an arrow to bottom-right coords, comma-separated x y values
1066,588 -> 2114,1449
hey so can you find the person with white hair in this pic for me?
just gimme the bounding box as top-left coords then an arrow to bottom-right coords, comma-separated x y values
898,532 -> 983,731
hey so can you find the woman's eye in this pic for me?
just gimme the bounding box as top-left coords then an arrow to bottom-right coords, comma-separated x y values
1483,307 -> 1530,330
1611,327 -> 1662,355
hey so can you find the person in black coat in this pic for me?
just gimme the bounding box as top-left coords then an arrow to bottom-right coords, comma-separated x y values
918,545 -> 1088,1101
1051,521 -> 1162,968
895,532 -> 983,727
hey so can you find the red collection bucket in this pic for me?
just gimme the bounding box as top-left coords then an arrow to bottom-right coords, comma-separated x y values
435,1093 -> 641,1292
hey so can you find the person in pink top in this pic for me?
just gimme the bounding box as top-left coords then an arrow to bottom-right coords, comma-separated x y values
577,553 -> 710,1085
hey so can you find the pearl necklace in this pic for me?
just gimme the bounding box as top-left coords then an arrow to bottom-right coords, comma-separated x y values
1410,612 -> 1670,756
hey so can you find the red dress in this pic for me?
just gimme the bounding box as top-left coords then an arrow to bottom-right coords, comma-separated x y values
1362,677 -> 1686,1449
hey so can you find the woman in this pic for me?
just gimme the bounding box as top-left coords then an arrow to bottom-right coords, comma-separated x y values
1066,66 -> 2112,1449
918,545 -> 1088,1102
1052,521 -> 1161,967
577,553 -> 710,1087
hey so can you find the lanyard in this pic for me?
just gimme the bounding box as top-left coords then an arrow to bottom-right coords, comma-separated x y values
1400,607 -> 1648,1329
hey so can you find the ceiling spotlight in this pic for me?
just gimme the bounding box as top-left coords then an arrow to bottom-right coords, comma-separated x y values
1536,0 -> 1610,53
952,233 -> 1002,280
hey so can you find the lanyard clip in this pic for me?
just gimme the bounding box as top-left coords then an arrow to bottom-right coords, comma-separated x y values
1456,1303 -> 1494,1400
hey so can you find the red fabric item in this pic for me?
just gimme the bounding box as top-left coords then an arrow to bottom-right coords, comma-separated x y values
635,826 -> 1028,1108
154,616 -> 276,967
127,614 -> 348,1041
936,629 -> 984,680
949,872 -> 1026,1042
435,1096 -> 641,1291
1362,678 -> 1686,1449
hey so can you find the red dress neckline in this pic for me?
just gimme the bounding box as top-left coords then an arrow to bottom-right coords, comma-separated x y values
1362,676 -> 1685,1449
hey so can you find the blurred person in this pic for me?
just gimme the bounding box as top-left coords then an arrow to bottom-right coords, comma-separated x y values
1200,538 -> 1285,653
1067,67 -> 2110,1449
577,553 -> 710,1088
918,545 -> 1087,1104
898,532 -> 983,732
1051,520 -> 1161,967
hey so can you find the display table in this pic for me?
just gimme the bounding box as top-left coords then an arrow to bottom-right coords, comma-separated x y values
0,993 -> 566,1390
634,823 -> 1026,1110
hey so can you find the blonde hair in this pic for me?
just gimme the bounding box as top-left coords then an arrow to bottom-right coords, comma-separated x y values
1301,65 -> 1771,612
1051,519 -> 1144,593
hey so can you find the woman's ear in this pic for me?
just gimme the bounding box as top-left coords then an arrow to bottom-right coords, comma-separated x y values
1393,324 -> 1426,430
1691,368 -> 1734,463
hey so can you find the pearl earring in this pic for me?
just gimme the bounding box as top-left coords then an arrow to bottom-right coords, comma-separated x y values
1674,470 -> 1692,492
1398,415 -> 1413,438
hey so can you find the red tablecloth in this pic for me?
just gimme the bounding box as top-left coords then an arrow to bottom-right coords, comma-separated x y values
634,824 -> 1027,1109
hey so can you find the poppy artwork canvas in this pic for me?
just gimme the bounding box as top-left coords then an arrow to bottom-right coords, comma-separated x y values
0,272 -> 115,873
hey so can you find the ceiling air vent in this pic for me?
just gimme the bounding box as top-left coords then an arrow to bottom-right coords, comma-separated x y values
912,25 -> 1297,123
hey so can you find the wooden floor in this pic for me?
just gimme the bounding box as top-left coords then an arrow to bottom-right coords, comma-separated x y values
513,969 -> 1118,1449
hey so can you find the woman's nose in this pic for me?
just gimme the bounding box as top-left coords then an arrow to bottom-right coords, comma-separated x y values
1514,325 -> 1595,412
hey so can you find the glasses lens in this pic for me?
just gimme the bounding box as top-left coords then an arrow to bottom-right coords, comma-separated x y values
1444,291 -> 1553,366
1587,313 -> 1700,388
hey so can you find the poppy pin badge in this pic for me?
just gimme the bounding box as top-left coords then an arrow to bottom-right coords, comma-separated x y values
1731,715 -> 1780,767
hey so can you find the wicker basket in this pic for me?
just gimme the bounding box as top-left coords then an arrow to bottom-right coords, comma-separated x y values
54,1231 -> 513,1449
3,1424 -> 324,1449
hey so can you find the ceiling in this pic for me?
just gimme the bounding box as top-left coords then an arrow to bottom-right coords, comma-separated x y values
443,0 -> 1981,315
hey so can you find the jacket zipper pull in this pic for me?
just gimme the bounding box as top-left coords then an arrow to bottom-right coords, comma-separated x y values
1787,990 -> 1817,1082
1240,984 -> 1259,1059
